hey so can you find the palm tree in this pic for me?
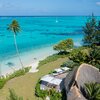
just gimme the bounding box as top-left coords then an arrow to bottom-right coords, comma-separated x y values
7,20 -> 24,68
84,82 -> 100,100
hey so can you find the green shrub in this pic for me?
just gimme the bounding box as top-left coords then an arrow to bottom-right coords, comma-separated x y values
49,70 -> 57,74
6,67 -> 31,81
60,60 -> 79,70
69,46 -> 100,68
35,81 -> 48,99
49,89 -> 62,100
86,47 -> 100,69
83,14 -> 100,47
35,80 -> 62,100
0,77 -> 6,89
53,38 -> 74,53
69,47 -> 88,64
24,67 -> 31,73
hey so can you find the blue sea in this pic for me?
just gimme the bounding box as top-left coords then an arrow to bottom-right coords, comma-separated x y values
0,16 -> 100,74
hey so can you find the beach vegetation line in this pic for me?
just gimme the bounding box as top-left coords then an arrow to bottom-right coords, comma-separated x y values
0,67 -> 31,89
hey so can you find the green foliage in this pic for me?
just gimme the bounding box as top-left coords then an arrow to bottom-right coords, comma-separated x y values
7,89 -> 23,100
35,81 -> 48,99
7,20 -> 20,35
93,30 -> 100,46
0,67 -> 31,89
35,81 -> 62,100
49,70 -> 57,74
69,47 -> 89,64
0,77 -> 6,89
86,47 -> 100,68
53,39 -> 74,53
49,89 -> 62,100
84,82 -> 100,100
68,46 -> 100,68
83,14 -> 100,47
61,60 -> 79,70
7,20 -> 24,68
24,67 -> 31,73
6,67 -> 31,80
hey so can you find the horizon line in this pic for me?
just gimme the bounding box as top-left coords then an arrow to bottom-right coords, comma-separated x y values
0,15 -> 100,17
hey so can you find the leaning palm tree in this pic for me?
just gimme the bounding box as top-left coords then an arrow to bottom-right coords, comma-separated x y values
84,82 -> 100,100
7,20 -> 24,68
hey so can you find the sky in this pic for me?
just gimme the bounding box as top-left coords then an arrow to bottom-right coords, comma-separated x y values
0,0 -> 100,16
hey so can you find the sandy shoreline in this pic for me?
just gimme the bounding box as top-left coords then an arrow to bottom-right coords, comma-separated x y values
0,46 -> 56,76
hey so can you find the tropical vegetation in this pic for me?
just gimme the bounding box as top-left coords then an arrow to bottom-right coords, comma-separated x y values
35,14 -> 100,100
0,67 -> 31,89
60,60 -> 79,70
7,20 -> 24,68
61,15 -> 100,69
53,39 -> 73,53
84,82 -> 100,100
83,14 -> 100,47
0,15 -> 100,100
35,80 -> 62,100
60,46 -> 100,69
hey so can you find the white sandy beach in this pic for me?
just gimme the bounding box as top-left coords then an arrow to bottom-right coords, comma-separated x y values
0,46 -> 56,76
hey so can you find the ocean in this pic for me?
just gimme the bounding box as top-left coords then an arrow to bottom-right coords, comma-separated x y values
0,16 -> 100,75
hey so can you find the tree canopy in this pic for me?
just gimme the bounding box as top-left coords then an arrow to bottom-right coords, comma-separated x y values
7,20 -> 20,35
83,14 -> 100,47
53,39 -> 74,53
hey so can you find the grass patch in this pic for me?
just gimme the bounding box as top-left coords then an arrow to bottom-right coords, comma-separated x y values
0,57 -> 67,100
0,67 -> 31,89
38,54 -> 67,68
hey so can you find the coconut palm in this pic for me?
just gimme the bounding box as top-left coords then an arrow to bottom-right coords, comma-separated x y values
84,82 -> 100,100
7,20 -> 24,68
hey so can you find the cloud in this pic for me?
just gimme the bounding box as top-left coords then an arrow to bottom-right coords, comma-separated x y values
96,2 -> 100,6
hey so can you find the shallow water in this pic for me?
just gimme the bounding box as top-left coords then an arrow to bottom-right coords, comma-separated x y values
0,16 -> 86,58
0,16 -> 100,74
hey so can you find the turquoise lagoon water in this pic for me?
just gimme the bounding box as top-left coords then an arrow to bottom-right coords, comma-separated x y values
0,16 -> 100,74
0,16 -> 86,58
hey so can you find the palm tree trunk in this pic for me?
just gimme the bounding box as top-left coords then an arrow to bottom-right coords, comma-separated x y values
13,34 -> 24,68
